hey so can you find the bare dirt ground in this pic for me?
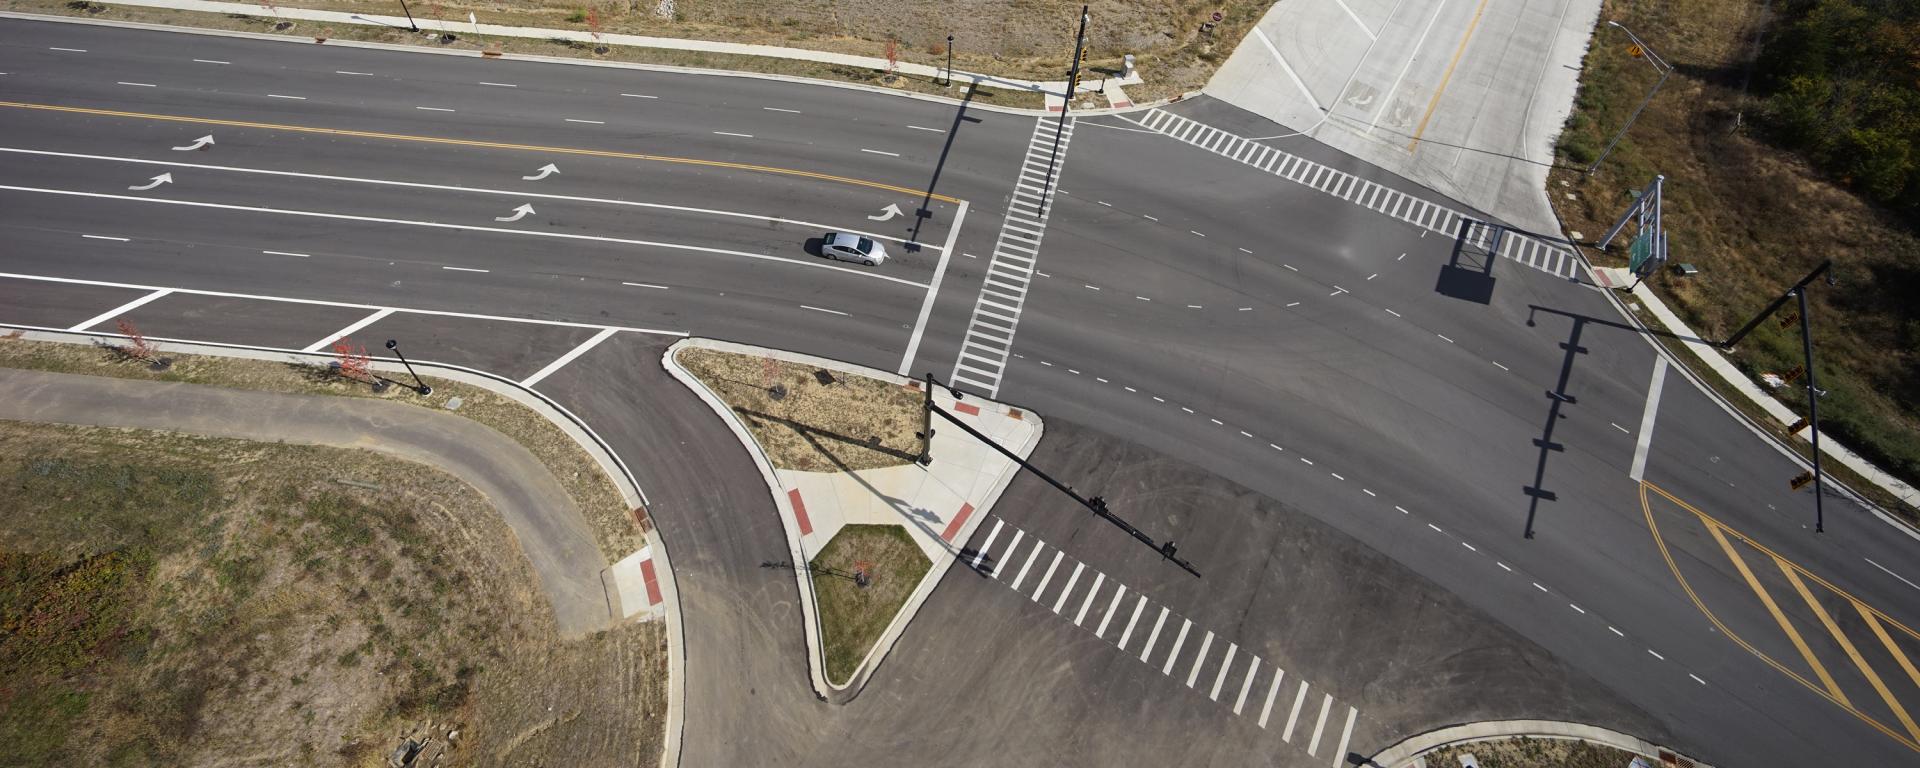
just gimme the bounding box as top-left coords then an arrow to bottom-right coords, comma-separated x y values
0,419 -> 665,767
675,346 -> 922,473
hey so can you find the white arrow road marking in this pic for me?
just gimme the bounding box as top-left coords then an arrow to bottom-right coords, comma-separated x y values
522,163 -> 560,181
495,203 -> 535,222
171,135 -> 214,151
127,173 -> 172,191
868,203 -> 904,221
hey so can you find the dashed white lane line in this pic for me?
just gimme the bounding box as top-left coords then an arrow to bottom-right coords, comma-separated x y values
1135,295 -> 1151,301
1124,386 -> 1138,392
1299,457 -> 1314,465
1385,308 -> 1402,317
565,118 -> 606,124
1493,361 -> 1511,371
907,124 -> 946,133
441,265 -> 489,273
1367,273 -> 1378,280
1143,214 -> 1159,221
621,93 -> 658,98
1096,377 -> 1109,383
1098,200 -> 1113,206
49,47 -> 87,52
1210,643 -> 1238,701
1284,264 -> 1299,271
82,234 -> 129,241
118,81 -> 156,87
1362,488 -> 1376,496
1040,361 -> 1054,366
416,106 -> 455,111
622,281 -> 670,289
1188,304 -> 1204,309
1437,333 -> 1455,343
1330,472 -> 1345,481
1395,506 -> 1410,515
1570,603 -> 1586,614
1427,523 -> 1443,533
1398,252 -> 1407,260
1647,649 -> 1665,661
1271,444 -> 1284,451
1609,626 -> 1626,637
1210,418 -> 1224,425
268,94 -> 306,100
1073,572 -> 1104,626
1239,247 -> 1253,254
1259,669 -> 1285,728
1084,284 -> 1101,290
261,250 -> 309,257
480,81 -> 517,87
1612,422 -> 1632,434
763,107 -> 802,113
1181,407 -> 1195,414
1051,562 -> 1085,614
1116,595 -> 1149,650
193,59 -> 229,64
1284,681 -> 1310,742
800,304 -> 849,316
1190,230 -> 1207,237
1240,430 -> 1253,438
1095,584 -> 1127,638
335,70 -> 373,76
1187,631 -> 1215,688
713,131 -> 754,138
1240,307 -> 1253,311
1532,582 -> 1550,593
1462,542 -> 1477,552
861,148 -> 901,157
1498,562 -> 1513,571
1153,396 -> 1166,402
1161,619 -> 1192,675
1287,301 -> 1302,307
1690,673 -> 1708,685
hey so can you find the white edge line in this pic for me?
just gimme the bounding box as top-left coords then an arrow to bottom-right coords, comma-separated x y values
300,307 -> 395,353
898,200 -> 968,375
68,288 -> 173,331
1251,27 -> 1320,109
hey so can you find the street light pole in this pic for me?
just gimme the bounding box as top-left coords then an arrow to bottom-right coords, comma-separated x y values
946,35 -> 955,87
384,339 -> 433,395
1794,287 -> 1827,533
1038,6 -> 1089,218
397,0 -> 419,32
1586,21 -> 1671,175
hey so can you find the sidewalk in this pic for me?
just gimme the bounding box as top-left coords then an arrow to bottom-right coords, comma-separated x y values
1591,266 -> 1920,517
88,0 -> 1141,99
663,338 -> 1041,701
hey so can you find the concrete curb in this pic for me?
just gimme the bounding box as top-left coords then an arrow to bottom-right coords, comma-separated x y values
1365,719 -> 1714,768
0,324 -> 688,768
661,337 -> 1039,704
2,9 -> 1177,118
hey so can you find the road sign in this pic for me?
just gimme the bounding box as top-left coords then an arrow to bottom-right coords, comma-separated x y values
1790,470 -> 1815,491
1629,231 -> 1655,273
1629,43 -> 1644,57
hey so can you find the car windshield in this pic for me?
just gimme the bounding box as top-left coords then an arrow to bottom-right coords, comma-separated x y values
856,237 -> 876,254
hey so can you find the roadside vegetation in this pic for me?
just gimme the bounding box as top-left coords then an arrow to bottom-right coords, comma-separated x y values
22,0 -> 1278,102
808,524 -> 930,686
676,346 -> 922,473
1424,736 -> 1646,768
1551,0 -> 1920,507
0,420 -> 666,766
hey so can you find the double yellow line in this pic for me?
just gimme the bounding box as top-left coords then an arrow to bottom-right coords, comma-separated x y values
1642,481 -> 1920,752
0,100 -> 960,204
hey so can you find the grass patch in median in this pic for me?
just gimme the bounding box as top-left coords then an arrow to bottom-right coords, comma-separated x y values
808,524 -> 930,686
676,347 -> 922,473
1425,736 -> 1646,768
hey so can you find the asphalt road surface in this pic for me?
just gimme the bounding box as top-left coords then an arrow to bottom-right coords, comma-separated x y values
3,17 -> 1917,767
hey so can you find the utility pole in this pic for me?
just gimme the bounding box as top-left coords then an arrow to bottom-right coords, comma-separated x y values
1038,5 -> 1088,218
1587,21 -> 1671,175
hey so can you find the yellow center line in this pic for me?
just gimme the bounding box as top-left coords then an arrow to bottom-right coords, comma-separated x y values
1406,0 -> 1490,153
0,100 -> 961,205
1704,519 -> 1852,705
1860,605 -> 1920,710
1780,560 -> 1920,742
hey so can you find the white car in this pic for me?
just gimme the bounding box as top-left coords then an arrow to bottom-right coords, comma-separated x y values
820,232 -> 887,266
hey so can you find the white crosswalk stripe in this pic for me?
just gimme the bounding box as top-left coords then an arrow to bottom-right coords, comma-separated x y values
1117,108 -> 1582,280
949,117 -> 1075,396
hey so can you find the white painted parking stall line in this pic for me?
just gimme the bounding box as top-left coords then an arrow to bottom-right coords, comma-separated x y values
69,288 -> 173,331
521,327 -> 619,387
301,307 -> 394,352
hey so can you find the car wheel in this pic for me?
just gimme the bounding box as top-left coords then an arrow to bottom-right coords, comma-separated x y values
862,259 -> 875,266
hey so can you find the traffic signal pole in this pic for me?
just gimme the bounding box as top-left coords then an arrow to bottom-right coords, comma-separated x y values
1038,5 -> 1088,218
1795,287 -> 1827,533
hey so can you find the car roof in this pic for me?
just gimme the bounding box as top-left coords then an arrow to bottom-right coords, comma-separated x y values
827,232 -> 859,246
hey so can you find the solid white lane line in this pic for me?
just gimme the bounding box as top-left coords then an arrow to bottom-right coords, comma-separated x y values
82,234 -> 129,241
1629,357 -> 1670,481
1116,595 -> 1148,650
907,125 -> 946,133
1279,681 -> 1313,743
520,327 -> 619,387
335,70 -> 373,76
480,81 -> 517,87
300,308 -> 395,353
193,59 -> 229,64
1234,657 -> 1260,715
1096,585 -> 1128,638
1308,693 -> 1333,755
1332,707 -> 1359,768
713,131 -> 754,138
1259,668 -> 1285,728
969,519 -> 1004,570
1032,551 -> 1064,602
1187,631 -> 1215,688
1162,619 -> 1192,675
261,250 -> 309,257
441,265 -> 488,273
622,281 -> 669,289
1051,562 -> 1085,613
118,81 -> 156,87
1073,572 -> 1104,625
1369,0 -> 1449,134
1010,538 -> 1046,590
1866,558 -> 1920,592
1210,643 -> 1238,700
621,93 -> 658,98
763,107 -> 801,113
898,201 -> 969,375
416,106 -> 454,111
990,530 -> 1022,580
268,94 -> 306,99
565,118 -> 605,124
3,185 -> 929,289
69,288 -> 173,331
1139,607 -> 1170,662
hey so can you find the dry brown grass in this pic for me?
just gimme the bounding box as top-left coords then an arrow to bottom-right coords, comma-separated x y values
808,523 -> 929,686
1552,0 -> 1920,500
1425,736 -> 1645,768
0,336 -> 643,561
0,420 -> 665,767
18,0 -> 1276,102
675,346 -> 922,473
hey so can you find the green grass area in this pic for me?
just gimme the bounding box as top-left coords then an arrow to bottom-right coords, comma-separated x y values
1552,0 -> 1920,511
808,524 -> 930,686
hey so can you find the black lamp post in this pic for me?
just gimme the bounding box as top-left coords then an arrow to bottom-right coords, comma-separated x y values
397,0 -> 420,32
385,339 -> 432,395
945,35 -> 955,87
